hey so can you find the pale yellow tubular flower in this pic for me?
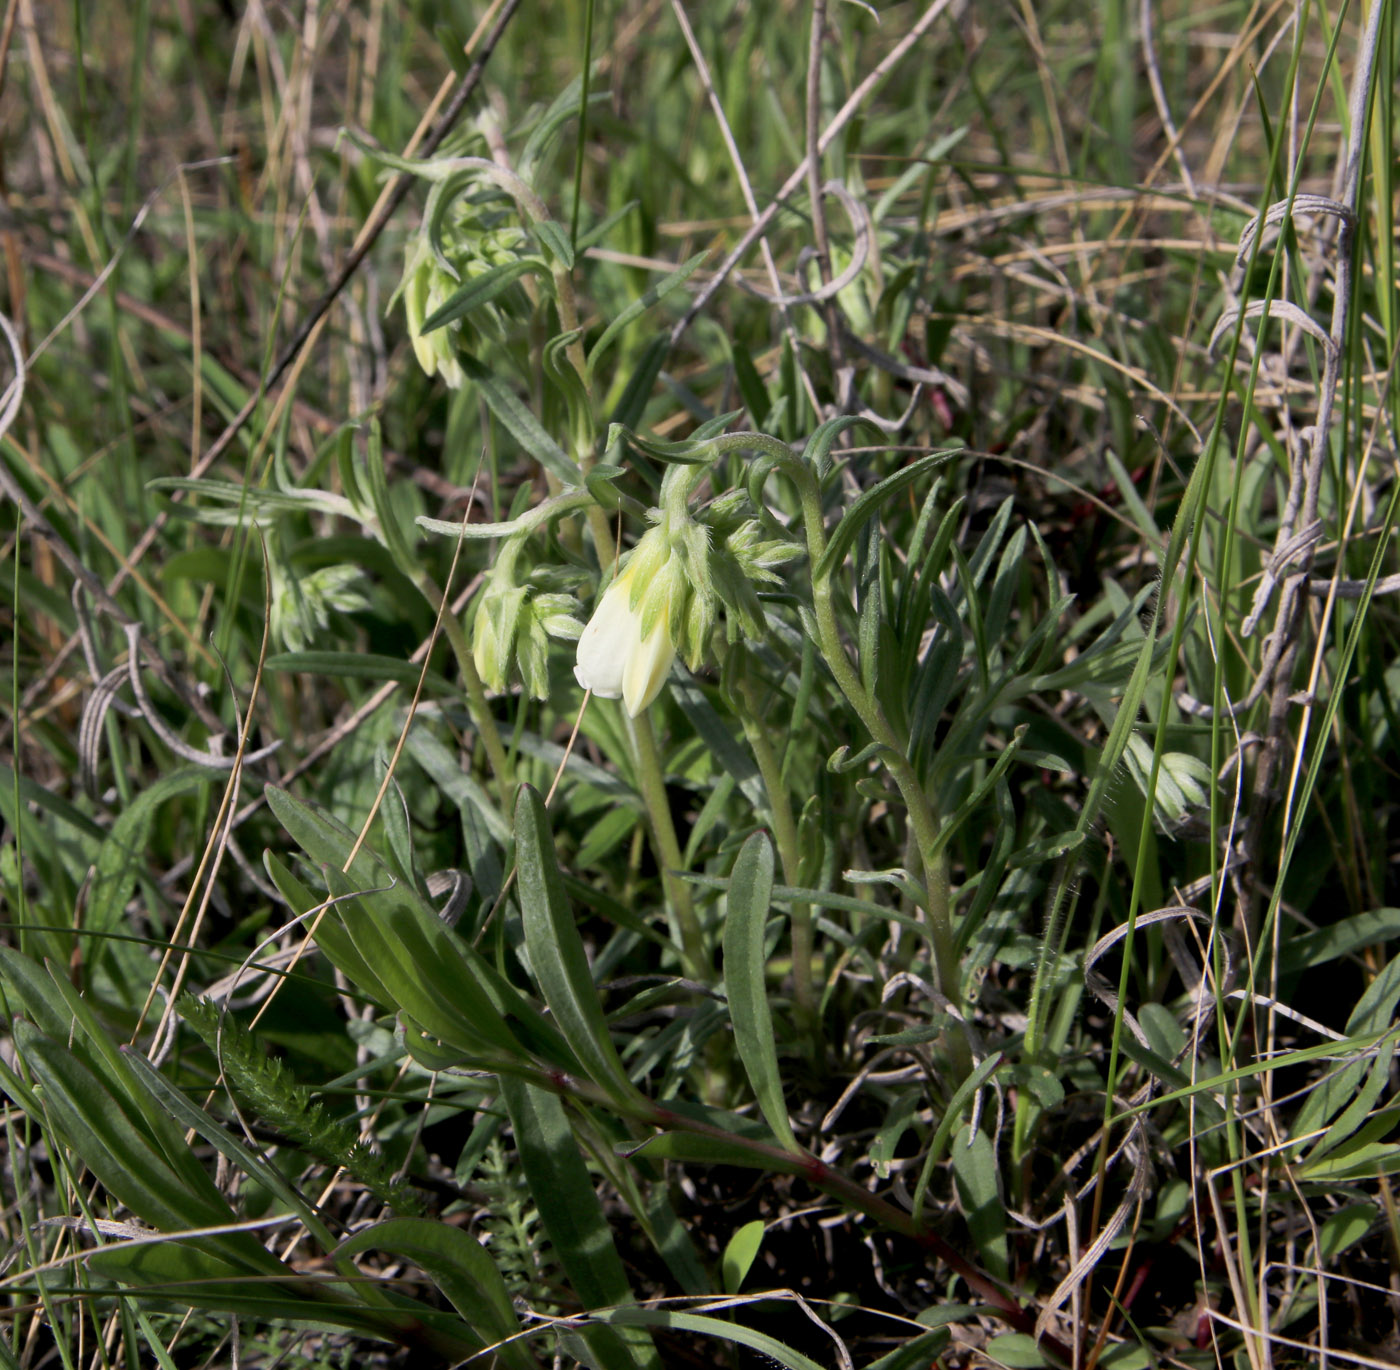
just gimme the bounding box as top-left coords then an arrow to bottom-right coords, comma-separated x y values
620,615 -> 677,716
574,558 -> 678,716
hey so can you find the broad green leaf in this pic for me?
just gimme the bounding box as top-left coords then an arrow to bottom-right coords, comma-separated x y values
321,865 -> 520,1061
982,1332 -> 1048,1367
950,1124 -> 1008,1281
264,784 -> 375,881
1280,908 -> 1400,973
498,1076 -> 656,1370
1317,1202 -> 1375,1262
1300,1140 -> 1400,1182
0,944 -> 78,1040
514,784 -> 639,1102
722,831 -> 800,1154
265,788 -> 562,1064
262,850 -> 394,1007
721,1219 -> 765,1294
336,1218 -> 535,1370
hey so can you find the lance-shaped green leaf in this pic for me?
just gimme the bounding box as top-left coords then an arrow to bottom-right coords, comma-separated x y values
266,787 -> 571,1067
120,1047 -> 340,1256
602,1307 -> 826,1370
87,1239 -> 479,1353
336,1218 -> 536,1370
459,355 -> 580,484
420,259 -> 537,335
587,251 -> 708,376
499,1075 -> 658,1370
0,948 -> 233,1208
12,1021 -> 279,1276
532,218 -> 574,268
514,784 -> 639,1102
321,865 -> 522,1062
722,831 -> 801,1154
813,452 -> 955,583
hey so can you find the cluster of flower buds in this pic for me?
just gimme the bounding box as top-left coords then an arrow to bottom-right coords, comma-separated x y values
270,560 -> 372,654
401,237 -> 468,389
397,178 -> 533,389
471,535 -> 583,701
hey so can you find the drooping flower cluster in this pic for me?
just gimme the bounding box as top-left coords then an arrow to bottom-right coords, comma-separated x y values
397,187 -> 532,389
574,515 -> 714,717
270,559 -> 372,654
401,237 -> 466,388
573,472 -> 801,716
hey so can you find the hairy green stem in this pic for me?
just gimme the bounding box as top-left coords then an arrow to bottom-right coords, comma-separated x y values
629,708 -> 707,980
414,571 -> 512,802
792,469 -> 961,1015
738,683 -> 815,1036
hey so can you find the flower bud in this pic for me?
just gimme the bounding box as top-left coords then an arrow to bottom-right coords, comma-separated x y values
401,239 -> 466,389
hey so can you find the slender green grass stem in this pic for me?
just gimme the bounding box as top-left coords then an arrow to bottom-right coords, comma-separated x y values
629,708 -> 707,980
